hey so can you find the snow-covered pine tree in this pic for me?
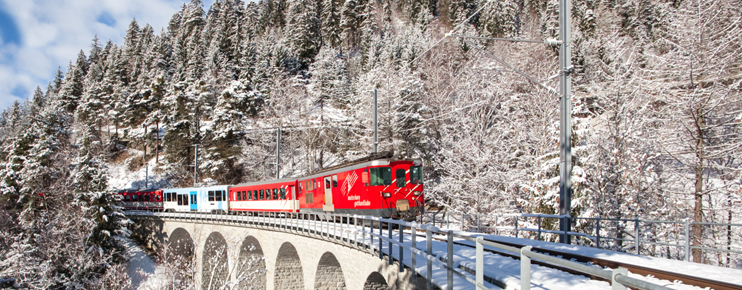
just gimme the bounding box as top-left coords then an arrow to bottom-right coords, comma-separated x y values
287,0 -> 322,67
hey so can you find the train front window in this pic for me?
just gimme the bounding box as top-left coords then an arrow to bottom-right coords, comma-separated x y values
411,166 -> 423,184
370,167 -> 392,186
332,175 -> 338,187
396,169 -> 406,187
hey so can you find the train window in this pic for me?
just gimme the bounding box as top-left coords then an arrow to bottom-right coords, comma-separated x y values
332,175 -> 338,187
252,190 -> 257,200
242,191 -> 247,201
145,195 -> 151,202
191,194 -> 196,205
370,167 -> 392,186
124,195 -> 129,202
217,190 -> 223,202
132,194 -> 138,201
325,177 -> 331,189
280,188 -> 286,199
208,191 -> 215,201
177,195 -> 183,206
272,189 -> 278,200
236,191 -> 241,201
259,190 -> 265,200
313,179 -> 317,190
396,169 -> 406,187
410,166 -> 423,184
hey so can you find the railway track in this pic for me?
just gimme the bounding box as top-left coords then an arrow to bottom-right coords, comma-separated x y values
416,230 -> 740,290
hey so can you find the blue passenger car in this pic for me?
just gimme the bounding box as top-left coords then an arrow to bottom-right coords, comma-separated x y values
163,185 -> 230,213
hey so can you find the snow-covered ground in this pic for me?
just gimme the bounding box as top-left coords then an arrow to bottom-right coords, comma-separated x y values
118,236 -> 156,289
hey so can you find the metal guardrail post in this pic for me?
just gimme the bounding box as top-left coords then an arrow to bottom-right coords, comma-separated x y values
494,215 -> 498,235
388,221 -> 393,265
611,267 -> 628,290
477,214 -> 480,233
537,216 -> 542,241
379,221 -> 384,260
412,223 -> 417,285
427,228 -> 433,290
521,246 -> 532,290
399,224 -> 404,272
476,237 -> 483,289
635,218 -> 640,255
447,230 -> 453,290
596,218 -> 601,248
354,216 -> 359,248
684,220 -> 690,261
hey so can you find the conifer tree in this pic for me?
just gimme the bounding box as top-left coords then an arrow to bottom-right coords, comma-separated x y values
287,0 -> 322,67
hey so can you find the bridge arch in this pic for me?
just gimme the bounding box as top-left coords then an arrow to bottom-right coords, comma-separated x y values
274,242 -> 304,290
168,227 -> 194,258
202,231 -> 229,290
237,235 -> 266,289
363,272 -> 388,290
314,252 -> 347,290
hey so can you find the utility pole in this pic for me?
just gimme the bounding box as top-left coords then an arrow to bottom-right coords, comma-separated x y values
144,123 -> 148,189
276,127 -> 281,179
373,88 -> 378,153
193,144 -> 198,186
558,0 -> 573,244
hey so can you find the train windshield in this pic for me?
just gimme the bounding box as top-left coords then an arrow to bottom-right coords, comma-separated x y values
370,167 -> 392,186
410,166 -> 423,184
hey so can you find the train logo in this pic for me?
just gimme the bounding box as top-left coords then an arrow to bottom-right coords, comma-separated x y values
342,171 -> 358,196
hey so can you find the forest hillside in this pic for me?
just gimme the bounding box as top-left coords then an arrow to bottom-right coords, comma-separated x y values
1,0 -> 741,286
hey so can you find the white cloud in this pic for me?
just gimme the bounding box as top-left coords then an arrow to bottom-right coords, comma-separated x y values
0,0 -> 217,111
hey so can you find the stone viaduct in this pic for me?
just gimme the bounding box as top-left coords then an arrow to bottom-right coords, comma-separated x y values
130,215 -> 427,290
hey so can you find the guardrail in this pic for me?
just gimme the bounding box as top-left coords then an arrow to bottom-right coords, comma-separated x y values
422,212 -> 742,266
126,210 -> 678,290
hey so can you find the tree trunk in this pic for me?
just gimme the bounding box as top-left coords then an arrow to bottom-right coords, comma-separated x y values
155,120 -> 159,165
692,107 -> 704,263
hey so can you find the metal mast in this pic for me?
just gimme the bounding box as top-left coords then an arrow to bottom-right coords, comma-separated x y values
373,88 -> 378,153
193,144 -> 198,185
276,127 -> 281,179
558,0 -> 573,244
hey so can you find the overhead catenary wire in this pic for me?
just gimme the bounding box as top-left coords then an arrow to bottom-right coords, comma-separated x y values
463,39 -> 557,94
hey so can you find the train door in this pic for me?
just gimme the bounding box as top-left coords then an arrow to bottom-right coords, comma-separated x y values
323,176 -> 334,211
289,185 -> 298,212
190,191 -> 197,211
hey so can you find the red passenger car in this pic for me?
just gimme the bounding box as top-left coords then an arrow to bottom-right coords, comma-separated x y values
118,190 -> 164,211
228,178 -> 299,212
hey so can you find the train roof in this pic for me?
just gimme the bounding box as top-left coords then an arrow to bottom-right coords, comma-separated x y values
232,177 -> 298,188
160,184 -> 230,192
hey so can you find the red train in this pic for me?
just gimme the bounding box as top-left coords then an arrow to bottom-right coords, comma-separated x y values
118,154 -> 424,220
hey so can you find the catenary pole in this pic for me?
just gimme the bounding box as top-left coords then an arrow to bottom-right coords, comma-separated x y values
276,127 -> 281,179
373,88 -> 378,153
558,0 -> 573,244
193,144 -> 198,186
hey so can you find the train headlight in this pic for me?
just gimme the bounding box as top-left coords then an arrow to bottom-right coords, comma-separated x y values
382,192 -> 391,198
413,191 -> 422,196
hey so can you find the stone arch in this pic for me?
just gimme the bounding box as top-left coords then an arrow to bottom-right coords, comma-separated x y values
314,252 -> 346,290
236,236 -> 266,289
202,231 -> 229,290
274,242 -> 304,290
363,272 -> 388,290
168,227 -> 194,258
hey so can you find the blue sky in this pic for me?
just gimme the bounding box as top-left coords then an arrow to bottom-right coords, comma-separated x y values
0,0 -> 216,112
